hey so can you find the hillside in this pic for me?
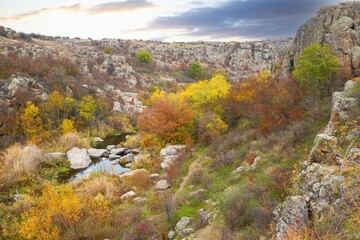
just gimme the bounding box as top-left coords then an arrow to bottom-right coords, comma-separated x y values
0,1 -> 359,240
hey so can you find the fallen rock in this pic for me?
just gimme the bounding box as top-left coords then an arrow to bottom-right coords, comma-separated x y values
168,231 -> 175,239
175,217 -> 191,232
106,145 -> 116,151
110,148 -> 127,155
67,147 -> 92,169
178,228 -> 194,238
160,144 -> 186,169
155,179 -> 171,190
120,191 -> 136,200
251,156 -> 261,169
121,168 -> 148,178
198,209 -> 211,226
119,153 -> 135,164
87,148 -> 109,158
149,173 -> 160,180
109,154 -> 121,160
133,197 -> 147,203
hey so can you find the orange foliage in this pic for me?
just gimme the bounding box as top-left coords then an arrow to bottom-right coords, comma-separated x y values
223,76 -> 304,133
137,98 -> 195,149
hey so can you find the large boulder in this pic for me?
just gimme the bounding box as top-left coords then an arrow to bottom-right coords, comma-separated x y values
87,148 -> 109,158
110,148 -> 127,155
67,147 -> 92,169
309,134 -> 338,164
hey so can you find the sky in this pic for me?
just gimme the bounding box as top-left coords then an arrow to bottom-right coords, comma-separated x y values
0,0 -> 346,42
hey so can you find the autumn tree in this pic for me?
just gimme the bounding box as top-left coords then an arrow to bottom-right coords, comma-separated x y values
137,97 -> 195,150
179,74 -> 231,110
47,91 -> 65,128
79,95 -> 97,125
17,101 -> 43,141
293,43 -> 339,95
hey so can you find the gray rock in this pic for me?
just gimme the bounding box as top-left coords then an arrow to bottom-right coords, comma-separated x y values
7,75 -> 35,95
233,166 -> 243,174
120,191 -> 136,200
109,154 -> 121,160
87,148 -> 109,158
309,134 -> 337,164
67,147 -> 92,169
155,180 -> 171,190
274,196 -> 309,240
168,231 -> 175,239
251,156 -> 261,169
110,148 -> 127,155
106,145 -> 116,151
160,144 -> 186,169
178,228 -> 194,238
119,153 -> 135,164
198,209 -> 211,226
347,148 -> 360,165
175,217 -> 191,232
352,46 -> 360,69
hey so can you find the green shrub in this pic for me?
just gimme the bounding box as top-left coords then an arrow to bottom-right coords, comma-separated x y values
135,50 -> 153,63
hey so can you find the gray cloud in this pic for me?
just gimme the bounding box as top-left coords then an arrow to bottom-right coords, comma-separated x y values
0,0 -> 155,21
88,0 -> 155,14
149,0 -> 343,40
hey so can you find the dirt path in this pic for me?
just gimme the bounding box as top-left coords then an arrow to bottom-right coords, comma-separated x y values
174,153 -> 205,201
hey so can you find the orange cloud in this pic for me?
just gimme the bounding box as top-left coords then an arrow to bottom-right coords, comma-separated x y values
0,0 -> 156,22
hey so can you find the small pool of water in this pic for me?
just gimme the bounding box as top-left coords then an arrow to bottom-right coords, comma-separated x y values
68,157 -> 130,180
95,133 -> 132,149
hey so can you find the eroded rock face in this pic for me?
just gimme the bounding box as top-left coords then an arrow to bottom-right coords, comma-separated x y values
274,196 -> 309,240
309,134 -> 338,164
67,147 -> 92,169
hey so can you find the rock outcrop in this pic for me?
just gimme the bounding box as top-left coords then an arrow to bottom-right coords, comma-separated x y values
273,80 -> 359,239
292,2 -> 360,79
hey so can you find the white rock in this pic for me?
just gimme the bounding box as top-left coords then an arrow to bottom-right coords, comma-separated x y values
87,148 -> 109,158
120,191 -> 136,200
67,147 -> 92,169
155,180 -> 171,190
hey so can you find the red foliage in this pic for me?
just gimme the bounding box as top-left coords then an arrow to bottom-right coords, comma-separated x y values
223,76 -> 304,133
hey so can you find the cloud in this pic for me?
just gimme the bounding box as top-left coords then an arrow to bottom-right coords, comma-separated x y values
149,0 -> 343,40
0,4 -> 82,21
88,0 -> 155,14
0,0 -> 155,21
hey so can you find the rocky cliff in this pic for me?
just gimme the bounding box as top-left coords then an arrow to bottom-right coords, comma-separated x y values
292,2 -> 360,79
273,79 -> 360,239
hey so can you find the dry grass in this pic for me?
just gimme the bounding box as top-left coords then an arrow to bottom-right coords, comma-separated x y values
44,132 -> 91,152
0,144 -> 43,191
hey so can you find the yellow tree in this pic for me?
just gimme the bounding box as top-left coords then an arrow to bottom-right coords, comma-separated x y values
47,91 -> 64,128
17,101 -> 43,141
79,95 -> 96,125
